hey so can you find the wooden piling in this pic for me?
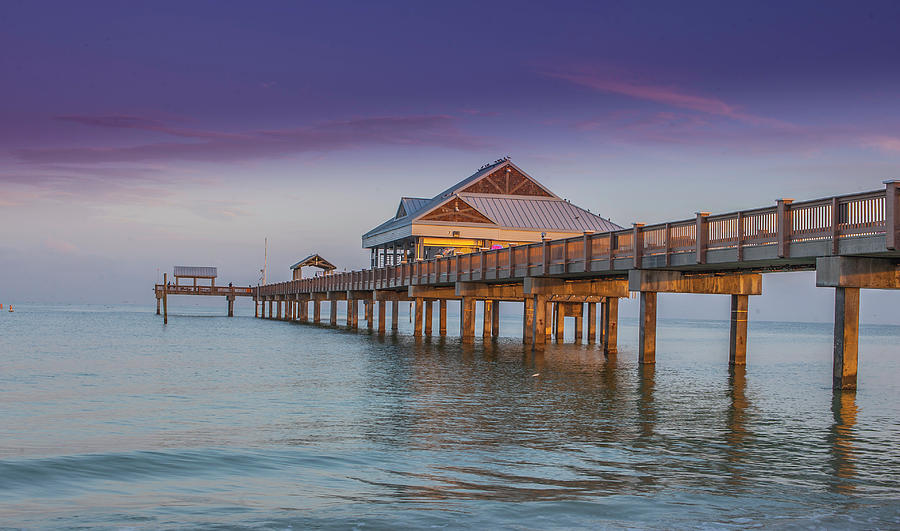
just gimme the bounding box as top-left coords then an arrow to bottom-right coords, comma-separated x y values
833,287 -> 860,390
545,301 -> 553,342
424,299 -> 433,336
439,299 -> 447,336
391,299 -> 399,331
639,292 -> 657,364
482,300 -> 492,339
555,302 -> 565,342
461,297 -> 475,342
523,297 -> 533,344
587,302 -> 596,343
313,299 -> 321,323
729,295 -> 749,365
603,298 -> 618,354
491,300 -> 499,338
330,299 -> 337,326
574,303 -> 583,343
533,295 -> 547,350
413,297 -> 423,336
378,299 -> 386,334
366,300 -> 373,330
162,273 -> 168,324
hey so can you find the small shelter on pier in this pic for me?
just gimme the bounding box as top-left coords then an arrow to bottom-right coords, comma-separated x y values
173,266 -> 217,287
361,157 -> 623,265
290,254 -> 337,280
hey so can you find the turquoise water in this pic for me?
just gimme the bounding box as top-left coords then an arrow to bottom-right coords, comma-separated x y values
1,303 -> 899,529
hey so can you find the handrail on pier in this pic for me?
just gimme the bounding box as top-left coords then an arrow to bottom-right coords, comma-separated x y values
257,183 -> 900,297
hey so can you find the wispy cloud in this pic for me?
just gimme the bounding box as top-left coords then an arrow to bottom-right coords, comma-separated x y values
16,114 -> 485,165
862,135 -> 900,153
44,237 -> 79,255
544,67 -> 792,129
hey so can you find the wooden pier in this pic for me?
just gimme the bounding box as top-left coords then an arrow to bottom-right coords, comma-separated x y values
154,266 -> 252,322
253,182 -> 900,391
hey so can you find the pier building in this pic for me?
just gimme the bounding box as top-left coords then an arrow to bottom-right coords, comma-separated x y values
362,158 -> 622,267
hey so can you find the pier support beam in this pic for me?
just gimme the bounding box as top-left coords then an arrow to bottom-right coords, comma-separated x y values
424,300 -> 433,336
555,303 -> 565,342
227,296 -> 235,317
439,299 -> 447,336
413,297 -> 423,337
574,303 -> 583,343
603,297 -> 618,354
523,297 -> 534,344
162,273 -> 168,325
268,300 -> 273,320
366,300 -> 373,331
833,287 -> 860,391
816,257 -> 900,390
482,300 -> 493,339
313,298 -> 321,323
545,301 -> 552,342
392,299 -> 399,331
492,300 -> 499,338
378,299 -> 386,334
729,295 -> 749,365
156,296 -> 161,315
329,299 -> 337,326
461,297 -> 475,342
587,302 -> 597,343
629,270 -> 762,364
638,292 -> 657,364
532,295 -> 547,350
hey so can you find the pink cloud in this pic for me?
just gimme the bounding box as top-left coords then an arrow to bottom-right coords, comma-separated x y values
862,136 -> 900,153
18,114 -> 485,165
460,109 -> 500,117
544,68 -> 792,129
44,237 -> 79,254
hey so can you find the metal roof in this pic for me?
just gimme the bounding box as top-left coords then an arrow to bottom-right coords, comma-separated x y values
290,254 -> 337,270
362,159 -> 621,242
397,197 -> 429,218
461,194 -> 622,232
173,266 -> 217,277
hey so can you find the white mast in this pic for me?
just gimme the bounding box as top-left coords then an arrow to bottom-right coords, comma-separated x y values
262,237 -> 268,285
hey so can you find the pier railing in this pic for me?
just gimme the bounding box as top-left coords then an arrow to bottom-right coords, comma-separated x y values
258,183 -> 899,297
155,285 -> 254,296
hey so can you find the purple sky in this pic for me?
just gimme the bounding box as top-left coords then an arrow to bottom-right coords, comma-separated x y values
1,1 -> 899,322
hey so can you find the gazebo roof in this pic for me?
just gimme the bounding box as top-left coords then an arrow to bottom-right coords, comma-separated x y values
173,266 -> 217,278
290,254 -> 337,271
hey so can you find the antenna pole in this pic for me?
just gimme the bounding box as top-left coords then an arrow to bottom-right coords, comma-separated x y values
263,237 -> 268,285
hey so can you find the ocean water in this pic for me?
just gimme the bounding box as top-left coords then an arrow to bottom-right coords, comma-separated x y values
1,302 -> 899,529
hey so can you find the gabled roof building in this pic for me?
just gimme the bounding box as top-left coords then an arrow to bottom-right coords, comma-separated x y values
290,254 -> 337,280
362,158 -> 622,266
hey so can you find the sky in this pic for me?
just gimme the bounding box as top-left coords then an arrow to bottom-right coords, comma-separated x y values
1,0 -> 899,322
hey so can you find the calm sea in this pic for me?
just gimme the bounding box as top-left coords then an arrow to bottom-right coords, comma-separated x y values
1,302 -> 899,529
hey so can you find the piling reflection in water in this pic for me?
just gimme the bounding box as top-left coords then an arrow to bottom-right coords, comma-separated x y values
829,391 -> 858,495
726,365 -> 750,488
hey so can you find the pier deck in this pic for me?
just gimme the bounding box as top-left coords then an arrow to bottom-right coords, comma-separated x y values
254,182 -> 899,390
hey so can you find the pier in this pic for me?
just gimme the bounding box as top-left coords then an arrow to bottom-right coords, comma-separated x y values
254,180 -> 900,391
154,266 -> 253,323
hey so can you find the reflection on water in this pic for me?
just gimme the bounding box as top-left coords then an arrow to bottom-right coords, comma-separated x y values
1,306 -> 899,528
829,391 -> 858,495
